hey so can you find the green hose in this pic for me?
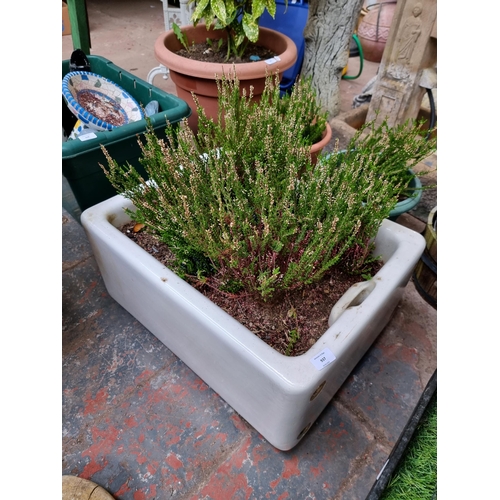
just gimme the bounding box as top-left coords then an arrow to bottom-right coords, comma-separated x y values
342,33 -> 364,80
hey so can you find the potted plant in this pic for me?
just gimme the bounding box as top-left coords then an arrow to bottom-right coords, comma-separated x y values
201,73 -> 332,164
331,118 -> 437,220
81,74 -> 426,451
153,0 -> 298,131
277,75 -> 332,165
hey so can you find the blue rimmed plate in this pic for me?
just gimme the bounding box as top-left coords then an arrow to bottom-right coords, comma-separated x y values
62,71 -> 144,131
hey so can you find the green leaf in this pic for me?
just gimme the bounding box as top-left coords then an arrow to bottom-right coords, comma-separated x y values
264,0 -> 276,18
251,0 -> 267,19
172,22 -> 182,38
192,0 -> 210,21
210,0 -> 227,24
231,23 -> 246,47
242,13 -> 259,42
224,0 -> 237,23
172,22 -> 189,50
234,32 -> 246,48
214,18 -> 226,30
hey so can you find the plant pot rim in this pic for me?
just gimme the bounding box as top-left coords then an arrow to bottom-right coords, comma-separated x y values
389,170 -> 423,217
154,24 -> 298,80
310,121 -> 333,155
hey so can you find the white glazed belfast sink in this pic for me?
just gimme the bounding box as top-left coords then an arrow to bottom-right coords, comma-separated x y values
81,194 -> 425,451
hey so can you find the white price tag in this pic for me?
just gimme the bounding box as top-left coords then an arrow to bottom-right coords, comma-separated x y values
310,348 -> 336,371
264,56 -> 281,65
78,132 -> 97,141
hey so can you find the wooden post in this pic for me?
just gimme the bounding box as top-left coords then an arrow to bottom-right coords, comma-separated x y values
365,0 -> 437,127
66,0 -> 91,55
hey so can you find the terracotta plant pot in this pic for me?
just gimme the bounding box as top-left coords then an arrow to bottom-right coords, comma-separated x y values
310,121 -> 333,165
154,24 -> 298,132
357,1 -> 397,63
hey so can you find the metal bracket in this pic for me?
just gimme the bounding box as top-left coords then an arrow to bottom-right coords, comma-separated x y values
147,64 -> 170,85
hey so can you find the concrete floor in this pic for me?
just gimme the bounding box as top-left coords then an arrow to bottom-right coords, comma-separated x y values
62,1 -> 437,498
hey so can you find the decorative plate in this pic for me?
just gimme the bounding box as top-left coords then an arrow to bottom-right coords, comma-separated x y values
62,71 -> 144,131
68,119 -> 93,140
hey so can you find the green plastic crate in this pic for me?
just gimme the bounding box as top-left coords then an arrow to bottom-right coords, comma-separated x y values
62,55 -> 191,211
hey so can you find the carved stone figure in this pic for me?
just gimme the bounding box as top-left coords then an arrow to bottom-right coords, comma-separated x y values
388,3 -> 423,80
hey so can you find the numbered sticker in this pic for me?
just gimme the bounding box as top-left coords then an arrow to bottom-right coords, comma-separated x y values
78,132 -> 97,141
310,348 -> 336,371
264,56 -> 282,65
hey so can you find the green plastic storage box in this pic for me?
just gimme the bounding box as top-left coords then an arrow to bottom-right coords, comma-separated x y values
62,55 -> 191,211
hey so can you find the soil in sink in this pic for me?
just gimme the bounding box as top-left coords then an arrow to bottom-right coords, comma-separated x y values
121,222 -> 380,357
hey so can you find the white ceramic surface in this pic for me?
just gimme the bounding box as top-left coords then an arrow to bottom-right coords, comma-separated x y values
81,195 -> 425,450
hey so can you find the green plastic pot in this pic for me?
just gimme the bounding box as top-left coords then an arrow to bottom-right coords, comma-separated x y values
388,171 -> 422,221
62,55 -> 191,212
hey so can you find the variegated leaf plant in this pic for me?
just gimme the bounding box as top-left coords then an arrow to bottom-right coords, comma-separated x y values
189,0 -> 279,60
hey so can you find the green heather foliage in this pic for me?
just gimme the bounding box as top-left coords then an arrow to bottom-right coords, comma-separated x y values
101,73 -> 434,302
278,76 -> 328,145
342,117 -> 437,198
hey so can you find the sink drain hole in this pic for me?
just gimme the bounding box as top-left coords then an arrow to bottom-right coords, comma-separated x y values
310,380 -> 326,401
297,422 -> 312,440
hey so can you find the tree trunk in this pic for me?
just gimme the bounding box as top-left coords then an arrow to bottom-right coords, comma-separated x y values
302,0 -> 364,118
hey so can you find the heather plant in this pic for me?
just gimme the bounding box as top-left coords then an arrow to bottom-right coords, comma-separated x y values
278,76 -> 328,145
100,73 -> 402,302
339,117 -> 437,199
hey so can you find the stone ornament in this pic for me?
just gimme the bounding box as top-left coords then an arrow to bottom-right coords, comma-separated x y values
62,476 -> 114,500
388,2 -> 424,81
